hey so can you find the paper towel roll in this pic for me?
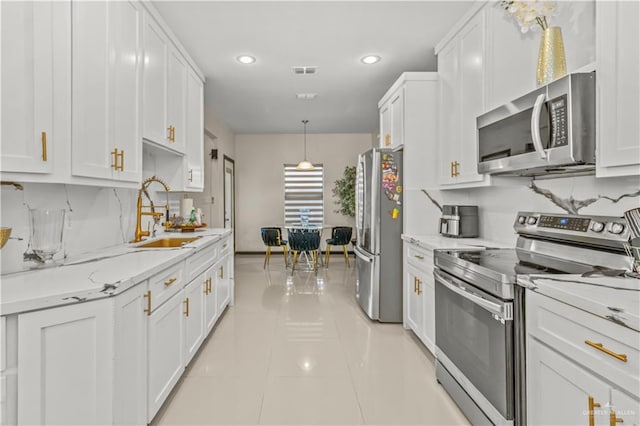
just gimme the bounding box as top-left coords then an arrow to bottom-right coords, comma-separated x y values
180,198 -> 193,219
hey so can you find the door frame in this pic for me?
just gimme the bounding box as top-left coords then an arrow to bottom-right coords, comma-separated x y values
223,155 -> 235,251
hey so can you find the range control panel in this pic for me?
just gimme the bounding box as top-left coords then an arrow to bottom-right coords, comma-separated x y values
538,215 -> 590,232
514,212 -> 630,246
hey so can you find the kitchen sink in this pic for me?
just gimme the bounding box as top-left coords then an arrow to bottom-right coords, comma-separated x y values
137,237 -> 200,248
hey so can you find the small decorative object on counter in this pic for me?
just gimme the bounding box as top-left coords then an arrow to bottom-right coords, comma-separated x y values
29,209 -> 66,264
499,0 -> 566,86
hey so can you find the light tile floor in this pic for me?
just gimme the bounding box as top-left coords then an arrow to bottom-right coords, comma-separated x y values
152,254 -> 470,425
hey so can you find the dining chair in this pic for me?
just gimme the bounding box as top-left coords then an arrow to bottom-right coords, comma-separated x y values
287,228 -> 321,272
324,226 -> 353,267
260,227 -> 288,268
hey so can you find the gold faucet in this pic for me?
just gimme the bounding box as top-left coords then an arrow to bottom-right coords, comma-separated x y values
132,176 -> 171,243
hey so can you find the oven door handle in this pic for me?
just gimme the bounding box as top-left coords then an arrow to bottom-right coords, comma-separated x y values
434,269 -> 512,320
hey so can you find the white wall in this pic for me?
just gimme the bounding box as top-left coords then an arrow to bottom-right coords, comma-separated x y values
235,133 -> 374,252
1,184 -> 137,274
409,175 -> 640,246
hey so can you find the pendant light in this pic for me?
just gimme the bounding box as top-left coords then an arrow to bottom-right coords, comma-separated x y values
296,119 -> 314,170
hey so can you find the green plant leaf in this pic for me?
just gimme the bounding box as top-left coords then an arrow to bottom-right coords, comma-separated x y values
332,165 -> 356,217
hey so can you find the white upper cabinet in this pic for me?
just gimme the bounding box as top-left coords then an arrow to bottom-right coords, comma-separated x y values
71,0 -> 142,183
378,86 -> 404,149
595,0 -> 640,177
485,1 -> 596,112
142,14 -> 169,148
436,9 -> 491,188
184,67 -> 204,191
143,11 -> 189,155
0,1 -> 56,174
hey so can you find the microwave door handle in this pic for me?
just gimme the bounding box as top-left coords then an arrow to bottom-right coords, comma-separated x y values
530,93 -> 548,159
434,269 -> 507,319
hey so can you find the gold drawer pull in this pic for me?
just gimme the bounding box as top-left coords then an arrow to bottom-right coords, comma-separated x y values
144,290 -> 151,316
164,277 -> 177,287
111,148 -> 119,170
610,410 -> 624,425
416,278 -> 422,295
204,278 -> 209,294
414,254 -> 424,260
184,297 -> 190,317
584,340 -> 628,362
41,132 -> 47,161
218,266 -> 224,279
588,396 -> 602,426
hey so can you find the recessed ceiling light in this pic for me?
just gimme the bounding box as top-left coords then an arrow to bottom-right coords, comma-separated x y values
236,55 -> 256,64
361,55 -> 381,65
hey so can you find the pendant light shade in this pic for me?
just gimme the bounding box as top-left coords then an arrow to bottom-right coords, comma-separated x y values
296,120 -> 314,170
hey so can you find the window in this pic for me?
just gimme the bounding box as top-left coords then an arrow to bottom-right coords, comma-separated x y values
284,164 -> 324,226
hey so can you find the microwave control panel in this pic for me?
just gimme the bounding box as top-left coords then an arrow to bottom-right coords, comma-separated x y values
549,95 -> 568,147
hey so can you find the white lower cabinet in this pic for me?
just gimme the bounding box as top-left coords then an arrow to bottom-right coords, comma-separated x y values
183,275 -> 205,366
113,284 -> 147,426
526,290 -> 640,426
147,289 -> 185,422
403,241 -> 435,355
17,299 -> 114,426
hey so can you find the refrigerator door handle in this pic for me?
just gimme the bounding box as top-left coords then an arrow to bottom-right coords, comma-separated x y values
354,246 -> 374,263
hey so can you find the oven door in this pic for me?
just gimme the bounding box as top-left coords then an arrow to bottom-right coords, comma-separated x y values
434,268 -> 514,423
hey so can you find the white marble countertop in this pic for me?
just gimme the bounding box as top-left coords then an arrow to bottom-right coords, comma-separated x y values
0,228 -> 232,316
401,234 -> 508,251
519,274 -> 640,332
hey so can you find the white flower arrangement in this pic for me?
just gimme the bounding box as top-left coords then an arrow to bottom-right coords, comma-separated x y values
500,0 -> 556,33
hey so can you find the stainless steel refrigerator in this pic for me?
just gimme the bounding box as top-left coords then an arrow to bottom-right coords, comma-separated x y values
354,148 -> 403,323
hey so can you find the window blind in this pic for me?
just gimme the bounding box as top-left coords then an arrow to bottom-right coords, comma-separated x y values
284,164 -> 324,226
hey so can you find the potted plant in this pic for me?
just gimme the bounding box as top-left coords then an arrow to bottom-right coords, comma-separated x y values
332,166 -> 356,217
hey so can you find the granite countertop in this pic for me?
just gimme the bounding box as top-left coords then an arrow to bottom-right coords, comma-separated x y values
0,228 -> 232,316
518,274 -> 640,332
401,234 -> 509,250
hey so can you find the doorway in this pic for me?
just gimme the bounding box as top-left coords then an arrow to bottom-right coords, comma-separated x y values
223,156 -> 235,240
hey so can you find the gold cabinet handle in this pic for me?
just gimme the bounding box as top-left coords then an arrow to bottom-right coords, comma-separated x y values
111,148 -> 119,170
188,169 -> 193,182
118,149 -> 124,171
204,278 -> 209,294
450,161 -> 453,178
144,290 -> 152,316
208,278 -> 212,294
172,126 -> 176,142
414,254 -> 424,260
41,132 -> 47,161
584,340 -> 628,362
164,277 -> 177,287
417,278 -> 422,295
384,134 -> 391,146
184,297 -> 190,317
413,277 -> 417,293
588,396 -> 602,426
610,410 -> 624,425
167,126 -> 174,142
218,266 -> 224,279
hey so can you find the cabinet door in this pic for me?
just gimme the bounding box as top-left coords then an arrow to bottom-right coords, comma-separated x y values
405,265 -> 424,339
17,300 -> 113,425
71,0 -> 141,182
110,0 -> 142,183
390,88 -> 404,149
596,0 -> 640,176
215,256 -> 231,314
203,265 -> 218,334
422,272 -> 435,355
437,41 -> 458,185
183,277 -> 204,365
142,13 -> 168,146
456,11 -> 487,184
379,101 -> 391,148
610,389 -> 640,426
147,292 -> 184,422
113,284 -> 147,426
527,337 -> 610,426
167,48 -> 187,153
184,67 -> 204,190
1,1 -> 54,174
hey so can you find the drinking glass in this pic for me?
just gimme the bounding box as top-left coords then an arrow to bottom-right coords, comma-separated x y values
29,209 -> 66,264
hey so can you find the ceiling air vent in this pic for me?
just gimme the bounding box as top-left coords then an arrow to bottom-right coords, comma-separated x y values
296,93 -> 318,100
291,66 -> 318,75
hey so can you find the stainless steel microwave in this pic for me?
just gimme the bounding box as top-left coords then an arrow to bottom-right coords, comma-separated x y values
477,72 -> 595,177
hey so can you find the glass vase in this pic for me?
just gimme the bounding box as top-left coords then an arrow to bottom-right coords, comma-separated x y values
536,26 -> 567,86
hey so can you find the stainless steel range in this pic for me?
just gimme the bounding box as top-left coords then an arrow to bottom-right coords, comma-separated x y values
433,211 -> 632,426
